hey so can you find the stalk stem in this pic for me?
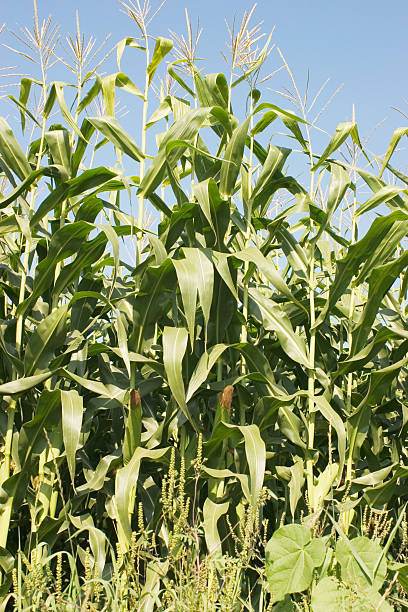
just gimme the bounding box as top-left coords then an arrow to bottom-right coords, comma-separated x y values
241,96 -> 254,369
306,248 -> 316,510
2,36 -> 48,549
304,105 -> 317,510
137,32 -> 150,263
346,108 -> 358,481
0,399 -> 16,548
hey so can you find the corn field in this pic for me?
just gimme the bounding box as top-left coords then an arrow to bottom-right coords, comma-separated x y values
0,1 -> 408,610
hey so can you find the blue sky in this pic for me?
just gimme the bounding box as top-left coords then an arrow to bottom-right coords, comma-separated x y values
0,0 -> 407,171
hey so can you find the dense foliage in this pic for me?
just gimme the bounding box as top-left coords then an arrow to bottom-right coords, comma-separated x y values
0,2 -> 408,609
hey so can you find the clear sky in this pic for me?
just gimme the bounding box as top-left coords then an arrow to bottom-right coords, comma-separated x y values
0,0 -> 407,169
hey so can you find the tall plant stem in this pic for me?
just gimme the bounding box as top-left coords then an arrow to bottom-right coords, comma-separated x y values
1,26 -> 48,546
54,71 -> 83,298
137,34 -> 150,264
241,96 -> 254,349
277,48 -> 319,508
305,166 -> 316,509
239,95 -> 255,426
306,244 -> 317,510
305,127 -> 316,511
16,94 -> 47,349
346,106 -> 358,482
130,31 -> 150,402
0,400 -> 16,548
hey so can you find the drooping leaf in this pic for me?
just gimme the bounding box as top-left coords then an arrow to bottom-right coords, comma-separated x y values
222,423 -> 266,505
162,326 -> 190,422
61,389 -> 83,487
114,447 -> 169,551
248,287 -> 311,367
87,117 -> 144,162
147,37 -> 173,85
202,498 -> 229,559
0,372 -> 54,395
312,121 -> 362,171
0,118 -> 32,180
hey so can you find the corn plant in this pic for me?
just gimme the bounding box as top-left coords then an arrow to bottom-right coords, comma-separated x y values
0,1 -> 408,609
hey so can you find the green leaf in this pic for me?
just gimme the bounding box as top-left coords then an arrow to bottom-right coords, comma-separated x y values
114,447 -> 168,551
314,462 -> 339,507
162,326 -> 190,421
186,344 -> 228,402
314,211 -> 408,328
234,246 -> 306,313
61,369 -> 126,403
69,514 -> 107,578
265,524 -> 325,602
138,107 -> 209,196
356,185 -> 407,216
18,77 -> 33,132
147,96 -> 172,128
311,577 -> 352,611
358,168 -> 407,210
147,37 -> 173,85
347,404 -> 371,464
202,466 -> 251,503
19,221 -> 95,315
61,389 -> 83,487
223,423 -> 265,505
203,498 -> 229,559
204,73 -> 229,108
253,103 -> 307,126
248,287 -> 311,367
314,162 -> 351,242
0,166 -> 61,210
219,118 -> 250,197
0,118 -> 32,180
0,372 -> 53,395
15,390 -> 61,500
45,129 -> 72,175
30,166 -> 117,227
76,453 -> 121,494
8,94 -> 42,131
87,117 -> 144,161
380,126 -> 408,177
249,146 -> 291,210
278,406 -> 306,449
192,178 -> 217,236
53,82 -> 85,140
359,353 -> 408,409
352,252 -> 408,354
184,248 -> 214,339
289,459 -> 304,518
173,257 -> 197,349
131,259 -> 175,352
116,37 -> 145,70
336,536 -> 386,591
313,396 -> 346,478
72,118 -> 96,175
123,390 -> 142,464
43,82 -> 57,118
76,76 -> 102,115
24,305 -> 68,376
101,72 -> 144,116
168,66 -> 195,98
312,121 -> 362,171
